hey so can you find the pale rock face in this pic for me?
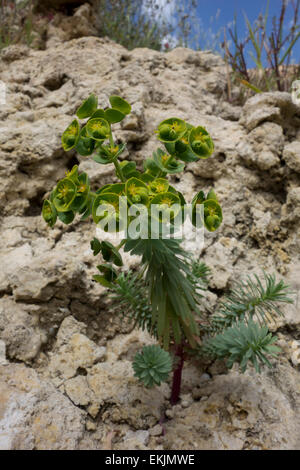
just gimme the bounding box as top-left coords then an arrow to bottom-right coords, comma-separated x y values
283,141 -> 300,173
0,27 -> 300,450
0,363 -> 92,450
240,92 -> 299,131
163,365 -> 300,450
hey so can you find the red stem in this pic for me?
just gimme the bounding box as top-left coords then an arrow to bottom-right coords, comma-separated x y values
170,343 -> 185,406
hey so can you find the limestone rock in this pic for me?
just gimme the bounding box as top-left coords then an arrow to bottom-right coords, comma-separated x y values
0,30 -> 300,450
48,316 -> 106,386
0,363 -> 91,450
164,365 -> 300,450
240,92 -> 299,131
283,141 -> 300,173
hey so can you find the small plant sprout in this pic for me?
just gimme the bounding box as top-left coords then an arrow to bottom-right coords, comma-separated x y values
42,94 -> 293,405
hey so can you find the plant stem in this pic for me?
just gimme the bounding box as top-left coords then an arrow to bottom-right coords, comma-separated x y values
170,343 -> 185,406
116,239 -> 126,250
109,131 -> 125,182
113,158 -> 125,182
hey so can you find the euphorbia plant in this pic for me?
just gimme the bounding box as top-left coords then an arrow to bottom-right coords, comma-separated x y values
42,94 -> 293,405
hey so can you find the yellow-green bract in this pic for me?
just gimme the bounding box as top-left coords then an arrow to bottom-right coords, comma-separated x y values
61,119 -> 80,151
157,118 -> 186,143
86,117 -> 110,141
189,126 -> 214,159
76,93 -> 98,119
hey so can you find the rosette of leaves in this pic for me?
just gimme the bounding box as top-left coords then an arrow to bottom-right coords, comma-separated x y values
132,345 -> 173,387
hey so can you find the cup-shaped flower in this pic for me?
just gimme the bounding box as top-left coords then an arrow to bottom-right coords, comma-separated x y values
76,93 -> 98,119
150,192 -> 181,223
149,178 -> 169,195
53,178 -> 77,212
61,119 -> 80,151
152,149 -> 185,174
203,199 -> 223,232
189,126 -> 214,159
93,143 -> 126,165
76,126 -> 96,156
174,127 -> 194,154
65,165 -> 80,185
42,199 -> 57,228
69,172 -> 90,212
86,118 -> 110,141
92,192 -> 126,232
126,177 -> 149,205
157,118 -> 186,143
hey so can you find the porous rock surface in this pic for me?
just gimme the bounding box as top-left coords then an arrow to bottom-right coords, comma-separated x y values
0,30 -> 300,449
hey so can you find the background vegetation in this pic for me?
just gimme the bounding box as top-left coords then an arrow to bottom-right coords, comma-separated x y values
0,0 -> 299,99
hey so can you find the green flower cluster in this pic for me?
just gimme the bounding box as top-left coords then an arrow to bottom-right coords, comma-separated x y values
43,95 -> 223,237
42,165 -> 91,228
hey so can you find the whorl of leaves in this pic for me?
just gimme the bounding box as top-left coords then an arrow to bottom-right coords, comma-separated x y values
202,319 -> 281,373
209,272 -> 293,333
132,345 -> 173,387
109,271 -> 156,337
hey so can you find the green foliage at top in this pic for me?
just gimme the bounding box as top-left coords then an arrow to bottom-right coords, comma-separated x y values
42,94 -> 219,239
